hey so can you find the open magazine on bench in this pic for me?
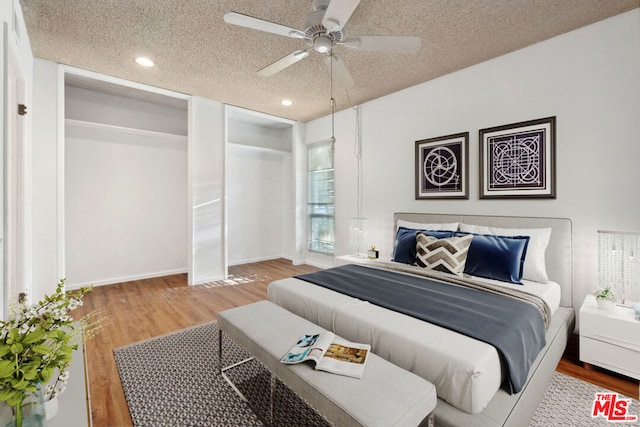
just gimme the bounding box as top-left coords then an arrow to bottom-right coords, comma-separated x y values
280,332 -> 371,379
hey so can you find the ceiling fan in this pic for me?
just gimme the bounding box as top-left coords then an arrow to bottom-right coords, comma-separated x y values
223,0 -> 421,88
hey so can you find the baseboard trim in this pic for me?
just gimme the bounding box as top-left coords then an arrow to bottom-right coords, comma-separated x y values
189,274 -> 226,286
304,258 -> 334,269
65,256 -> 301,289
65,268 -> 188,289
228,255 -> 286,266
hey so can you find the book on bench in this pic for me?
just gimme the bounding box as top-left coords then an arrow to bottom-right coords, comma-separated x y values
280,332 -> 371,379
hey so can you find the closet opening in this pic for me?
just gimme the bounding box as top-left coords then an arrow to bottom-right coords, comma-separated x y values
225,106 -> 295,266
63,72 -> 189,288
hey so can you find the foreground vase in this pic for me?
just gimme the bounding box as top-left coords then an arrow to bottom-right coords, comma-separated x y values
43,397 -> 58,422
596,298 -> 616,311
0,386 -> 47,427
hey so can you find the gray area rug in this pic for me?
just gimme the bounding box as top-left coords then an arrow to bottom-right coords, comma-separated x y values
114,321 -> 329,426
531,372 -> 639,426
114,322 -> 639,426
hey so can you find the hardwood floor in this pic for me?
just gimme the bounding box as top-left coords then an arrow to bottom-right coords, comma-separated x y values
73,259 -> 319,426
72,259 -> 638,426
556,333 -> 638,400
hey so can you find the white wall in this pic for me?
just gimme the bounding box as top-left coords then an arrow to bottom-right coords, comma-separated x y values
227,119 -> 292,152
226,113 -> 295,265
291,122 -> 306,265
31,59 -> 58,302
64,87 -> 188,287
188,97 -> 226,284
65,86 -> 188,135
305,10 -> 640,313
281,126 -> 295,260
31,63 -> 198,294
226,144 -> 287,265
31,69 -> 278,290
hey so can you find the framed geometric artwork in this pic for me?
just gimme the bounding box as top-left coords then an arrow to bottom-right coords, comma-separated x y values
479,116 -> 556,199
415,132 -> 468,200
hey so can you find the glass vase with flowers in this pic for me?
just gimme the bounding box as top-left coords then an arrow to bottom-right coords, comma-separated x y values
0,280 -> 91,427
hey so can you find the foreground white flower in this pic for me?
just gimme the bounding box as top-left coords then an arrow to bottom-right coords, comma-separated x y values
0,279 -> 93,424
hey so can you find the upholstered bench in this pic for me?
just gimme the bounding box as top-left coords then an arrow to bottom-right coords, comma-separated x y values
218,300 -> 436,427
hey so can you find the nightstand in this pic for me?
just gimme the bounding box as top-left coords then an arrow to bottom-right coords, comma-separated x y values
335,254 -> 390,266
579,295 -> 640,381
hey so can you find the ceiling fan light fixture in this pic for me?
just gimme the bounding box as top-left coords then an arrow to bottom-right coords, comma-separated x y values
314,35 -> 332,53
224,0 -> 419,84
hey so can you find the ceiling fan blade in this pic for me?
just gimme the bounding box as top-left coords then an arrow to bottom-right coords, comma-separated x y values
322,0 -> 361,32
257,50 -> 310,77
340,36 -> 422,53
223,12 -> 305,39
324,53 -> 355,88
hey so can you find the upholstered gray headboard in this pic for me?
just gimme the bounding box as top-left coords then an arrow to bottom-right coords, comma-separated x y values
394,212 -> 573,307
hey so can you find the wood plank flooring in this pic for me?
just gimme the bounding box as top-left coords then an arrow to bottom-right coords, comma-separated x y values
72,259 -> 638,426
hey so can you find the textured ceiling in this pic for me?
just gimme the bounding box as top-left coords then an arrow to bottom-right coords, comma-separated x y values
20,0 -> 639,122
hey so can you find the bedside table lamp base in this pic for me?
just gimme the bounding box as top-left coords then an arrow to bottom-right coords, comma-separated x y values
598,230 -> 640,307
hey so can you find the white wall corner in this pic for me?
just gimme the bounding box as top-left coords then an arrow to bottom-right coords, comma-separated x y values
188,97 -> 226,285
291,122 -> 307,265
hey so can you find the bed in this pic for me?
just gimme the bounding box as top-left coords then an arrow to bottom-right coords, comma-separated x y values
268,213 -> 575,426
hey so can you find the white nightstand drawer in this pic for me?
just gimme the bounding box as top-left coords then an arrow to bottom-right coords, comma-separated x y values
580,303 -> 640,352
580,336 -> 640,380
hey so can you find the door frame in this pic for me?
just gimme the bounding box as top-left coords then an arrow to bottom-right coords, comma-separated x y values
3,22 -> 27,315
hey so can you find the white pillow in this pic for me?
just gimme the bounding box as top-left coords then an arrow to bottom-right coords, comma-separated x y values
397,220 -> 459,231
459,223 -> 552,283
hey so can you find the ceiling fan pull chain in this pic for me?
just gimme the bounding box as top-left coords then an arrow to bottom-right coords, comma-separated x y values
330,51 -> 336,151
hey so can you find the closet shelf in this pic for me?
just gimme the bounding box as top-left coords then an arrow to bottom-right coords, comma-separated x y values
65,118 -> 187,142
227,141 -> 291,155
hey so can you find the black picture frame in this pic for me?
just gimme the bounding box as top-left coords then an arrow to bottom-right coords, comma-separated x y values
479,116 -> 556,199
415,132 -> 469,200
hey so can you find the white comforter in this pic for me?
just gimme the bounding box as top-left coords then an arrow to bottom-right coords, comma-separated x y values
267,264 -> 560,414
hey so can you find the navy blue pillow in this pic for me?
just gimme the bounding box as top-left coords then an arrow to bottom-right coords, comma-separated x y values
393,227 -> 454,265
457,232 -> 530,284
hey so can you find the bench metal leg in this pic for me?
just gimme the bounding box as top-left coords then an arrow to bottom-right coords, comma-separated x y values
269,373 -> 276,425
218,327 -> 256,402
219,327 -> 278,426
419,412 -> 435,427
218,328 -> 222,373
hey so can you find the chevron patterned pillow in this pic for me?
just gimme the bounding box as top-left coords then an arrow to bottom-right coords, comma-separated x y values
416,233 -> 473,275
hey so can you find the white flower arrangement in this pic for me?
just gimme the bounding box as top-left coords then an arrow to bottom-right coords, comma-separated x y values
593,285 -> 617,302
0,280 -> 94,426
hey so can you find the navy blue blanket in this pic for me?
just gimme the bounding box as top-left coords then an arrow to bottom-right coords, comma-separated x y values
295,264 -> 546,394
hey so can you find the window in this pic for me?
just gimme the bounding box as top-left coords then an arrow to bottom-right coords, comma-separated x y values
307,140 -> 335,254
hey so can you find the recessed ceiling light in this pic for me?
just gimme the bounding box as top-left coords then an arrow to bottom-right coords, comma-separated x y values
281,99 -> 293,106
135,57 -> 155,67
